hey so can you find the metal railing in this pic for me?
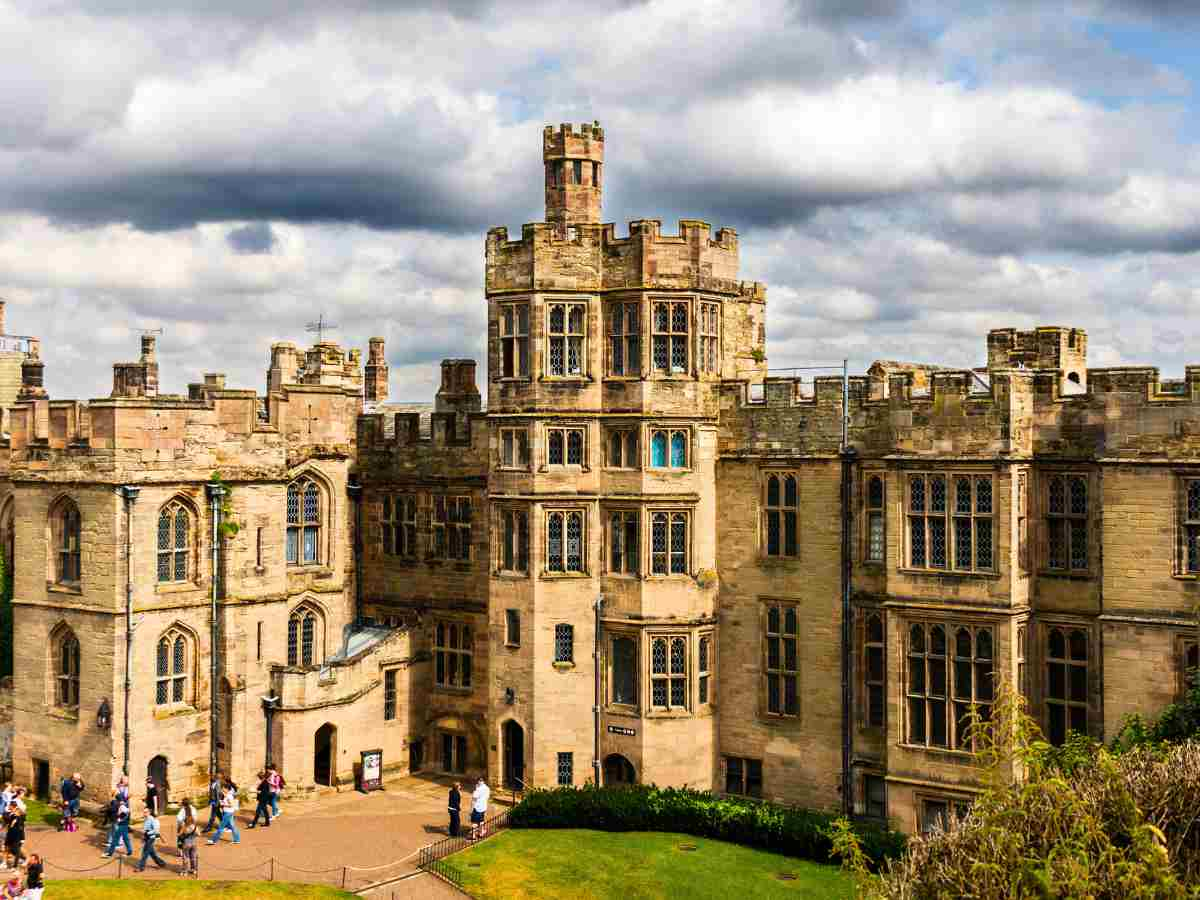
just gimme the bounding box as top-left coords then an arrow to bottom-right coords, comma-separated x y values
417,808 -> 512,888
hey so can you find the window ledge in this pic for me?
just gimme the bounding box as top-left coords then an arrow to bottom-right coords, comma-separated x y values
46,707 -> 80,722
603,376 -> 643,382
552,661 -> 576,671
646,709 -> 692,719
494,570 -> 530,579
644,574 -> 694,582
896,743 -> 976,762
897,568 -> 1000,581
288,565 -> 333,577
155,581 -> 202,595
540,376 -> 591,384
602,572 -> 640,580
1172,573 -> 1200,581
154,704 -> 198,721
759,557 -> 802,567
47,582 -> 82,596
504,642 -> 521,650
496,466 -> 531,473
1037,570 -> 1093,581
758,714 -> 801,726
605,705 -> 640,717
540,572 -> 591,580
433,685 -> 473,696
496,377 -> 532,384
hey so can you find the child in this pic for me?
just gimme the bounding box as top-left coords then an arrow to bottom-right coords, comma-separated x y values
1,874 -> 21,899
62,801 -> 79,833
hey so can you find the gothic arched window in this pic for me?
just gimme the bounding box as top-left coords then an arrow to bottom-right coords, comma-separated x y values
287,477 -> 322,566
157,500 -> 191,582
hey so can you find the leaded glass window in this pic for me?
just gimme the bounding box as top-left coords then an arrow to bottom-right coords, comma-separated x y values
288,606 -> 322,667
698,634 -> 712,705
764,473 -> 799,558
866,475 -> 885,563
434,621 -> 473,688
652,301 -> 689,374
286,478 -> 321,566
499,302 -> 530,379
557,752 -> 573,786
555,623 -> 574,663
907,622 -> 994,750
546,510 -> 585,573
547,427 -> 586,467
650,635 -> 687,710
1045,626 -> 1088,745
155,628 -> 189,706
383,669 -> 397,721
56,629 -> 80,709
1181,479 -> 1200,574
864,613 -> 885,728
431,496 -> 471,561
699,302 -> 719,374
907,473 -> 993,572
609,510 -> 639,574
1047,474 -> 1088,572
764,604 -> 799,717
547,302 -> 586,376
650,511 -> 688,575
157,501 -> 190,583
56,499 -> 82,585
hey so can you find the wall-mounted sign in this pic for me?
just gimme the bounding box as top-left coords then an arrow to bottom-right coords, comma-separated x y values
607,725 -> 636,737
359,749 -> 383,793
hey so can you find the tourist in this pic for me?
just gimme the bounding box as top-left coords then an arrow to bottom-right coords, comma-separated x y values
116,775 -> 130,805
177,801 -> 199,878
61,773 -> 83,825
207,779 -> 240,845
23,852 -> 43,900
447,782 -> 461,837
267,764 -> 284,818
102,792 -> 132,858
201,771 -> 222,833
2,803 -> 24,870
133,802 -> 168,872
0,873 -> 19,899
9,790 -> 24,816
247,772 -> 272,828
144,774 -> 160,817
470,777 -> 490,839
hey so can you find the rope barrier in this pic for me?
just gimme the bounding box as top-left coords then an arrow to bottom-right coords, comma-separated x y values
198,859 -> 271,874
44,858 -> 118,873
272,860 -> 346,875
344,847 -> 422,872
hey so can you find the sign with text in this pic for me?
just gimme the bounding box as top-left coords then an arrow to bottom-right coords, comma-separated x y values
606,725 -> 636,737
359,749 -> 383,793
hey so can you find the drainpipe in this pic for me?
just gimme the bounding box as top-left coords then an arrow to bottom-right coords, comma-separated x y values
839,361 -> 856,816
347,475 -> 363,627
261,695 -> 278,770
119,485 -> 140,777
206,482 -> 225,781
593,594 -> 604,786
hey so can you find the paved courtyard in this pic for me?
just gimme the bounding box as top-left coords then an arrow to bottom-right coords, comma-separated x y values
22,775 -> 481,897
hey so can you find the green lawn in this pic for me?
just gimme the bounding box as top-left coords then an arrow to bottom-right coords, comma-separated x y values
24,797 -> 61,828
46,882 -> 354,899
445,829 -> 855,900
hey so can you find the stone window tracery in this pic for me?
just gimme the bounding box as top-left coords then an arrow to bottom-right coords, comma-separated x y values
1046,473 -> 1088,572
546,510 -> 585,573
865,475 -> 885,563
555,623 -> 574,664
382,494 -> 418,558
906,623 -> 994,751
286,477 -> 322,567
609,510 -> 639,574
764,473 -> 799,558
547,427 -> 586,467
698,633 -> 713,706
605,427 -> 639,469
906,473 -> 993,572
699,302 -> 719,374
1045,626 -> 1088,745
652,301 -> 689,374
499,427 -> 530,469
155,627 -> 190,706
1180,478 -> 1200,574
547,302 -> 586,377
52,497 -> 82,586
650,635 -> 688,710
499,302 -> 530,379
649,428 -> 688,469
157,501 -> 190,583
55,628 -> 80,710
434,620 -> 473,688
287,604 -> 323,667
863,612 -> 885,728
650,511 -> 688,575
431,495 -> 471,561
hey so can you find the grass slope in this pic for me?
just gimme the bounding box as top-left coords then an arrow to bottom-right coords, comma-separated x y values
45,882 -> 354,899
447,829 -> 854,900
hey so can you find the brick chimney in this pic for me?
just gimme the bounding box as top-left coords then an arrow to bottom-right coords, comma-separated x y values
111,334 -> 159,398
364,337 -> 389,403
435,358 -> 481,414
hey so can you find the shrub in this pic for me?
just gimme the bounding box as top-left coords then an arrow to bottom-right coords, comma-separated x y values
509,783 -> 905,869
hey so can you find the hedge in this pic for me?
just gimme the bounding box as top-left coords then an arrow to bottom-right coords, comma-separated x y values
509,784 -> 906,869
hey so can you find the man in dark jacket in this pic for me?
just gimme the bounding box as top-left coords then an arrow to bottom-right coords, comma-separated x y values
247,773 -> 272,828
4,803 -> 25,869
447,783 -> 461,838
201,771 -> 222,833
61,773 -> 83,819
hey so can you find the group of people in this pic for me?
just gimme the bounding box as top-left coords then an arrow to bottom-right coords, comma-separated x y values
0,784 -> 43,899
447,777 -> 490,840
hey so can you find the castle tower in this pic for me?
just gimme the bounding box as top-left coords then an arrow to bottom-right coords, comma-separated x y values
543,121 -> 604,229
364,337 -> 389,403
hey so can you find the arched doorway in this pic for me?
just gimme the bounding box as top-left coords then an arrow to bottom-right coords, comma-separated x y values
502,720 -> 524,790
314,723 -> 336,786
603,754 -> 636,786
148,755 -> 169,807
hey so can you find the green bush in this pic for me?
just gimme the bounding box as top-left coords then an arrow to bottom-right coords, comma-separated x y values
509,783 -> 905,869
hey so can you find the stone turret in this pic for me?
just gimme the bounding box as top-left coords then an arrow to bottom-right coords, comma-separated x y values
544,121 -> 604,229
267,342 -> 301,393
364,337 -> 389,403
111,334 -> 159,398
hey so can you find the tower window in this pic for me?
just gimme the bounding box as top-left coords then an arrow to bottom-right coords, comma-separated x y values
608,302 -> 640,376
764,603 -> 799,717
1046,474 -> 1088,572
572,160 -> 582,185
286,477 -> 322,566
500,427 -> 530,469
610,635 -> 638,707
547,427 -> 586,466
863,613 -> 885,728
434,621 -> 473,689
1045,626 -> 1088,745
764,472 -> 799,558
650,635 -> 688,710
157,501 -> 191,583
547,302 -> 586,376
546,510 -> 586,573
699,302 -> 719,374
649,429 -> 688,469
650,511 -> 689,575
652,301 -> 689,374
609,510 -> 639,574
606,427 -> 639,469
555,624 -> 575,663
500,303 -> 530,379
499,507 -> 529,574
865,475 -> 885,563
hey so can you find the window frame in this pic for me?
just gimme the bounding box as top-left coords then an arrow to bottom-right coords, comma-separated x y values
546,300 -> 588,378
607,508 -> 640,576
904,621 -> 995,752
862,611 -> 885,729
917,794 -> 973,834
381,494 -> 418,559
904,472 -> 995,574
286,477 -> 323,568
383,669 -> 398,721
545,508 -> 587,574
697,632 -> 713,708
431,495 -> 472,562
434,620 -> 474,691
557,751 -> 574,786
497,506 -> 529,575
52,497 -> 82,587
649,633 -> 689,713
863,773 -> 887,821
1044,472 -> 1089,574
1178,635 -> 1199,700
55,628 -> 81,711
863,473 -> 886,565
155,627 -> 192,708
604,426 -> 640,470
651,298 -> 690,375
649,510 -> 689,576
1044,624 -> 1089,745
608,632 -> 639,711
554,623 -> 575,664
648,427 -> 690,470
287,604 -> 324,667
763,471 -> 799,559
546,426 -> 588,468
607,301 -> 641,377
504,609 -> 521,648
722,756 -> 763,798
156,500 -> 192,584
498,426 -> 531,470
699,301 -> 720,375
498,301 -> 530,380
763,602 -> 800,718
1179,475 -> 1200,575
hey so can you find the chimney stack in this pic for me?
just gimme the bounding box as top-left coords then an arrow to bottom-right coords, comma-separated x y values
364,337 -> 389,403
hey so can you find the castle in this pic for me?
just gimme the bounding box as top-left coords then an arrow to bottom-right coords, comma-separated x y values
2,121 -> 1196,835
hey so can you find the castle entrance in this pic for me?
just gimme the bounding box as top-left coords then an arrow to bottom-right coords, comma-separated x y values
314,723 -> 337,786
603,754 -> 636,785
147,755 -> 169,807
502,720 -> 524,790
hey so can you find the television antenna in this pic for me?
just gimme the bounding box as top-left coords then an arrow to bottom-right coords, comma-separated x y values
306,313 -> 338,344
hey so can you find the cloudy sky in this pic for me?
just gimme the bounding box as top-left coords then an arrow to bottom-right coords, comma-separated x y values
1,0 -> 1198,401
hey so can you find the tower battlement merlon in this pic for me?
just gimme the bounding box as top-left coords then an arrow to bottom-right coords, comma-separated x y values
543,120 -> 604,227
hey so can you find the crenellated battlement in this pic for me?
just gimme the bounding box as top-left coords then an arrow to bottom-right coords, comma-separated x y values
543,121 -> 605,153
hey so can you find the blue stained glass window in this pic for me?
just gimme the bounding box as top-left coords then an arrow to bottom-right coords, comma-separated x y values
670,432 -> 686,468
651,432 -> 667,467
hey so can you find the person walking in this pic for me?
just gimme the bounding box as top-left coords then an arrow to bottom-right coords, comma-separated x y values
247,773 -> 272,829
102,793 -> 133,858
267,765 -> 283,818
144,775 -> 160,817
207,780 -> 240,845
2,804 -> 24,871
470,777 -> 490,840
23,852 -> 43,900
133,803 -> 168,872
176,801 -> 199,879
447,782 -> 461,837
201,772 -> 222,833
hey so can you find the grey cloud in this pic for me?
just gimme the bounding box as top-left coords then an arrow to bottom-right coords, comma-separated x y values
226,222 -> 277,255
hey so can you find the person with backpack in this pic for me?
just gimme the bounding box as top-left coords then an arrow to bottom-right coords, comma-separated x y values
267,765 -> 284,818
101,793 -> 133,858
133,803 -> 168,872
206,779 -> 240,845
247,772 -> 272,828
175,798 -> 199,878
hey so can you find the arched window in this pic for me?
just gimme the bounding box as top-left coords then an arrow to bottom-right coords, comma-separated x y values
55,628 -> 80,709
651,431 -> 667,467
156,628 -> 190,706
288,604 -> 323,667
52,498 -> 82,585
287,477 -> 322,566
157,501 -> 191,583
